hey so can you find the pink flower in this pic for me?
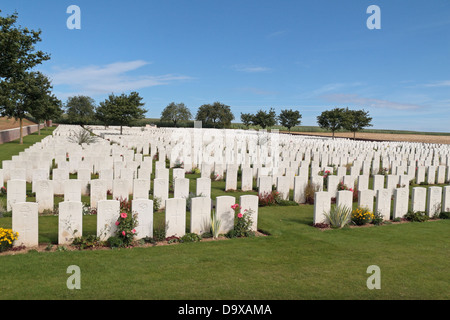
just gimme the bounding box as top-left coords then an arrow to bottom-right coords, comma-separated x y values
237,213 -> 243,218
132,229 -> 136,234
122,231 -> 126,236
349,188 -> 353,192
115,221 -> 120,226
231,204 -> 239,210
120,212 -> 127,218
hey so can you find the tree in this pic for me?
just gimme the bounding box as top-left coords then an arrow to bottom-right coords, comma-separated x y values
343,108 -> 373,139
65,95 -> 97,125
25,72 -> 62,135
252,108 -> 277,129
160,102 -> 192,127
195,101 -> 234,128
96,91 -> 146,134
0,10 -> 50,144
278,109 -> 302,132
317,107 -> 346,139
240,113 -> 254,129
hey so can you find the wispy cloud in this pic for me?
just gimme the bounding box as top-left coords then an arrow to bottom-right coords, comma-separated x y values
267,30 -> 288,38
321,93 -> 423,110
237,87 -> 278,96
421,80 -> 450,88
47,60 -> 192,98
232,64 -> 271,73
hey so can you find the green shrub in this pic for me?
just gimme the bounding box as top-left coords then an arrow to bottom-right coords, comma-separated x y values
404,210 -> 429,222
180,233 -> 201,243
72,235 -> 103,250
324,205 -> 351,229
107,236 -> 124,248
439,211 -> 450,219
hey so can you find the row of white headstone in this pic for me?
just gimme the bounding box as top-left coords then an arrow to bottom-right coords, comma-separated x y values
10,194 -> 259,248
313,185 -> 450,225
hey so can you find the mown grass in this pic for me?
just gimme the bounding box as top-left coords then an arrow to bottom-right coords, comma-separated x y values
0,126 -> 449,300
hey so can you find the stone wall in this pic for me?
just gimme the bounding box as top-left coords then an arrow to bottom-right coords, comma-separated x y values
0,124 -> 45,144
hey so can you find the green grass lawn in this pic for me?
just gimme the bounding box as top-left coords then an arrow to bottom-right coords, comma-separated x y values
0,182 -> 449,300
0,127 -> 449,300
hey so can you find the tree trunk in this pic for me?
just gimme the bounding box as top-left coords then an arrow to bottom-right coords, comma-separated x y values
19,118 -> 23,144
353,131 -> 356,140
332,130 -> 335,139
38,122 -> 41,135
120,125 -> 123,135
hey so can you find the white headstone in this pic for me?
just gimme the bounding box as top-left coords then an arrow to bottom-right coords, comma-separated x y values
313,191 -> 330,225
35,180 -> 54,213
132,199 -> 153,239
411,187 -> 426,213
97,200 -> 120,240
7,179 -> 26,211
174,178 -> 189,199
90,179 -> 107,209
393,188 -> 409,219
375,189 -> 391,220
196,178 -> 211,198
132,179 -> 150,200
190,196 -> 211,235
216,195 -> 235,234
58,201 -> 83,245
165,198 -> 186,237
153,178 -> 169,209
427,186 -> 442,217
12,202 -> 39,247
64,179 -> 81,202
239,195 -> 258,232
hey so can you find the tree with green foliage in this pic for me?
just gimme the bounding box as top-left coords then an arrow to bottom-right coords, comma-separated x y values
25,72 -> 62,135
240,112 -> 254,129
316,107 -> 346,139
342,108 -> 373,139
64,95 -> 97,125
252,108 -> 277,129
160,102 -> 192,127
96,91 -> 146,134
0,10 -> 51,144
195,101 -> 234,128
278,109 -> 302,132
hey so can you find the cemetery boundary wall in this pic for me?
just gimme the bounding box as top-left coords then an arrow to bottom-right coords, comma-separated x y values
0,123 -> 45,145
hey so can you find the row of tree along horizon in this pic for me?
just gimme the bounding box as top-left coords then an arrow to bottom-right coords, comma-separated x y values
59,96 -> 372,139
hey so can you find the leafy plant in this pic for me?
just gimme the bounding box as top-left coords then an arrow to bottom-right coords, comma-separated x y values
0,228 -> 19,252
114,211 -> 138,247
107,236 -> 124,248
351,207 -> 374,225
371,210 -> 384,225
226,204 -> 254,238
304,181 -> 320,205
210,209 -> 221,239
324,205 -> 352,229
404,210 -> 429,222
67,126 -> 98,145
180,233 -> 201,243
72,235 -> 103,250
439,211 -> 450,219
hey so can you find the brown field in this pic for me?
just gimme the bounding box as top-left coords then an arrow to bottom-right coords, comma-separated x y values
285,131 -> 450,145
0,117 -> 36,131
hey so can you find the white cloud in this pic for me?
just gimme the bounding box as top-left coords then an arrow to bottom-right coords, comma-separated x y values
232,64 -> 271,73
422,80 -> 450,88
47,60 -> 192,97
321,93 -> 423,110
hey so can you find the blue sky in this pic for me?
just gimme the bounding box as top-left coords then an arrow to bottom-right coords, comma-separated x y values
2,0 -> 450,132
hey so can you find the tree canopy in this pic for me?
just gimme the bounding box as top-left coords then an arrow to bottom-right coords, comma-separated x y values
96,92 -> 147,134
252,108 -> 277,129
160,102 -> 192,127
342,108 -> 373,139
65,95 -> 97,125
317,107 -> 346,139
195,102 -> 234,128
0,10 -> 51,143
278,109 -> 302,132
